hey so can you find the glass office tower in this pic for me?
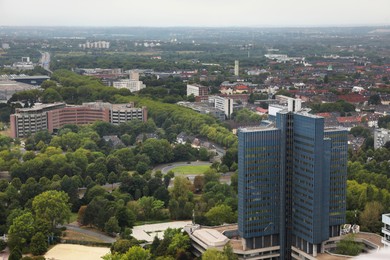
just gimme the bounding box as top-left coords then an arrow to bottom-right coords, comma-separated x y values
238,110 -> 347,259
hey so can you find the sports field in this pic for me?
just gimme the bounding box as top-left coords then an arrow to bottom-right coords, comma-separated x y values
170,165 -> 210,175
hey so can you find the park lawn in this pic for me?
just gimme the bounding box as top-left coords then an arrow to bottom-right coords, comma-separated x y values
171,165 -> 210,175
62,230 -> 105,243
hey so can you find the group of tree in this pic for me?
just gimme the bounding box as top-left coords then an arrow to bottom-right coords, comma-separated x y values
0,121 -> 237,257
102,228 -> 192,260
346,128 -> 390,233
5,190 -> 70,257
7,69 -> 239,150
309,100 -> 356,114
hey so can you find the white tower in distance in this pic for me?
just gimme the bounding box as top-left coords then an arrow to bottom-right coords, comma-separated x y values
234,60 -> 239,76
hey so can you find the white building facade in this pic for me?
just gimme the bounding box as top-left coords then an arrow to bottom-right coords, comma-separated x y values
382,214 -> 390,247
113,79 -> 146,92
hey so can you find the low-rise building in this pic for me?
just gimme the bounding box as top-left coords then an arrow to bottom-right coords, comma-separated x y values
177,101 -> 225,121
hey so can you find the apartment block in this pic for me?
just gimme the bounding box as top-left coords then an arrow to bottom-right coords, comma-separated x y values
187,84 -> 209,97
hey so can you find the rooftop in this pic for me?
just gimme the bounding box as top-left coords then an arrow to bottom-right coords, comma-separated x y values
192,229 -> 229,247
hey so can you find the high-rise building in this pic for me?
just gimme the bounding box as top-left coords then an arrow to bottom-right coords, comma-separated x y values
238,101 -> 347,259
234,60 -> 239,76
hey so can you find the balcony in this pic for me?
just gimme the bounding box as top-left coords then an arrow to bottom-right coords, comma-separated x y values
382,227 -> 390,235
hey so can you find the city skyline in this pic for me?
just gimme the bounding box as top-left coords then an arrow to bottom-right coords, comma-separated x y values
1,0 -> 390,28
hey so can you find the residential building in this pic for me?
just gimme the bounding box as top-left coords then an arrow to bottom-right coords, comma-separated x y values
209,95 -> 233,119
47,106 -> 110,132
187,84 -> 209,97
382,214 -> 390,247
10,103 -> 66,138
374,128 -> 390,149
113,79 -> 146,92
12,57 -> 34,70
10,102 -> 147,138
110,103 -> 148,125
237,98 -> 348,259
79,41 -> 110,49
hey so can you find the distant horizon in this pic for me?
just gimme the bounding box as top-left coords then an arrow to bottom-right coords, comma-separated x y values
1,24 -> 390,29
1,0 -> 389,28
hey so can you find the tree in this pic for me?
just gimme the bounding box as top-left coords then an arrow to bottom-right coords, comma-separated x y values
138,196 -> 165,220
335,234 -> 363,256
199,147 -> 210,161
105,216 -> 120,235
108,172 -> 118,189
0,239 -> 6,251
368,94 -> 381,105
204,169 -> 220,184
169,176 -> 194,219
116,206 -> 136,229
378,115 -> 390,129
41,88 -> 63,103
32,190 -> 71,230
111,239 -> 139,254
141,139 -> 174,164
205,204 -> 236,226
167,232 -> 190,256
30,232 -> 48,255
8,247 -> 22,260
122,246 -> 151,260
202,248 -> 228,260
193,175 -> 205,192
8,212 -> 35,248
223,243 -> 238,260
359,201 -> 383,233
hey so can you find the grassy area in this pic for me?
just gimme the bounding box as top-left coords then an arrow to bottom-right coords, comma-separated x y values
68,212 -> 78,223
176,51 -> 204,54
171,165 -> 210,175
105,51 -> 161,56
62,230 -> 105,243
55,52 -> 87,57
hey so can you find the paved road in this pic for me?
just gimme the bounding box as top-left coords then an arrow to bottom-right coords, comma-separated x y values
154,161 -> 212,174
0,246 -> 9,260
65,223 -> 116,243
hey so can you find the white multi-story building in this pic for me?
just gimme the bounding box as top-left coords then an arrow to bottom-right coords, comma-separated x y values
374,128 -> 390,149
12,57 -> 34,70
113,79 -> 146,92
234,60 -> 239,76
208,96 -> 233,119
382,213 -> 390,247
186,84 -> 208,97
110,103 -> 147,125
79,41 -> 110,49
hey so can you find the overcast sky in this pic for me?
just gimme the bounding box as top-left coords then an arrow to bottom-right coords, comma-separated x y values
0,0 -> 389,27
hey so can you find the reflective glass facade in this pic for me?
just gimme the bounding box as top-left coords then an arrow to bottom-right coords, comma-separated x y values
238,111 -> 347,259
